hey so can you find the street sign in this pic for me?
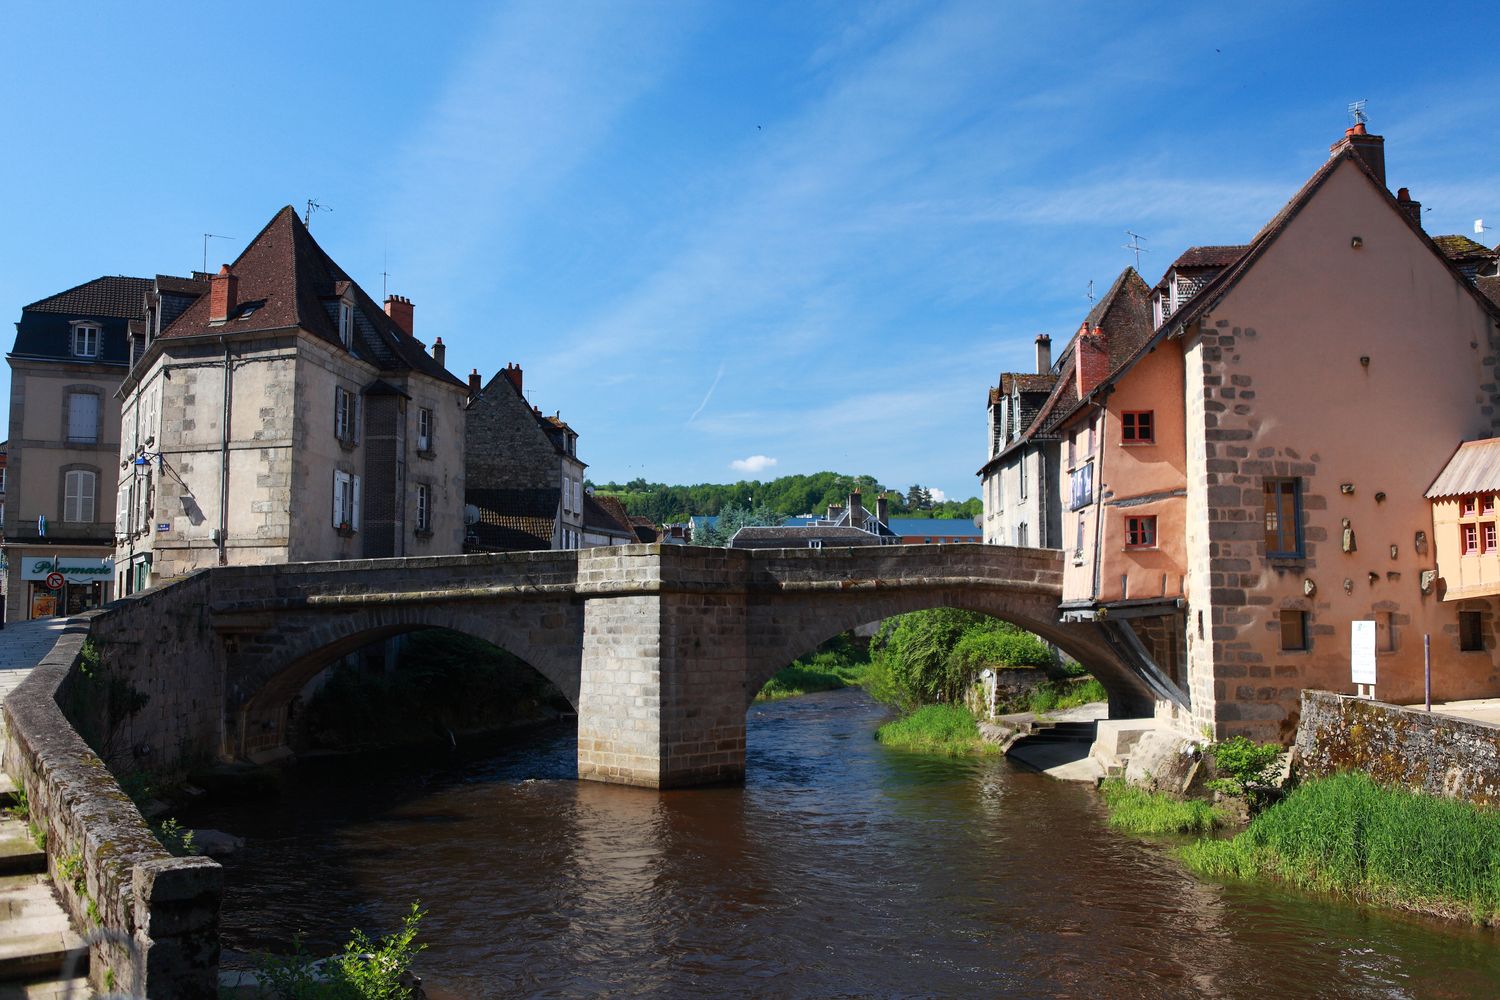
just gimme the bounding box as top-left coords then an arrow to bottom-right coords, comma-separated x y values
44,572 -> 65,590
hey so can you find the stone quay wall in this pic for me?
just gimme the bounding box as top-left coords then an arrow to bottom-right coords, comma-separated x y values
1295,689 -> 1500,806
2,620 -> 222,998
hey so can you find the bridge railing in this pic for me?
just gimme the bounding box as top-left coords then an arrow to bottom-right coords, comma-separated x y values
2,619 -> 221,998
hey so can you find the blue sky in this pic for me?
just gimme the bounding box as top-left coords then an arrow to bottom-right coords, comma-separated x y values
3,1 -> 1497,502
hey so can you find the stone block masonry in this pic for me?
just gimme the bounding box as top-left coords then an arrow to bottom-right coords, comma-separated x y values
1296,689 -> 1500,806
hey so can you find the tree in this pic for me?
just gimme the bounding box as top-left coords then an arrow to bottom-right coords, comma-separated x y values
695,503 -> 784,546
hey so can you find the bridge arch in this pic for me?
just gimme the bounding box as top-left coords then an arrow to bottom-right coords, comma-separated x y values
744,586 -> 1152,714
229,600 -> 583,757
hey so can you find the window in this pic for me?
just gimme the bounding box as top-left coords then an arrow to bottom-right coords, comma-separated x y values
1075,514 -> 1085,556
64,470 -> 96,523
1263,478 -> 1303,557
1460,611 -> 1485,652
1279,610 -> 1308,651
67,391 -> 99,444
1485,497 -> 1497,516
1457,494 -> 1496,555
332,471 -> 361,530
574,479 -> 582,513
1069,461 -> 1093,511
1462,497 -> 1478,517
1019,458 -> 1028,500
1016,523 -> 1028,547
417,408 -> 433,452
334,386 -> 360,444
338,300 -> 354,348
1122,410 -> 1154,443
1125,515 -> 1157,548
1376,611 -> 1396,653
72,324 -> 99,358
415,483 -> 431,531
1464,523 -> 1482,554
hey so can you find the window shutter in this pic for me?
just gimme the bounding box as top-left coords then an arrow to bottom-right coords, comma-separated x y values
332,472 -> 343,525
352,475 -> 362,530
334,388 -> 343,440
354,395 -> 362,444
69,393 -> 99,442
117,484 -> 129,531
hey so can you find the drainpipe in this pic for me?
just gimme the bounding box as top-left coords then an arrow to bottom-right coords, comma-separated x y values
1037,450 -> 1049,548
218,338 -> 232,566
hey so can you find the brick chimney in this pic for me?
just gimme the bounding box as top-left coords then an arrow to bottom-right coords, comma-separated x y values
1074,323 -> 1111,399
432,336 -> 446,368
1395,187 -> 1423,229
1330,122 -> 1386,189
827,503 -> 844,523
876,493 -> 889,525
1035,334 -> 1051,374
849,490 -> 865,527
384,295 -> 414,337
468,369 -> 482,395
209,265 -> 237,323
503,363 -> 523,395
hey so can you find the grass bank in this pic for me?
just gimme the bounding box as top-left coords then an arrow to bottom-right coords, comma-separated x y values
1026,676 -> 1107,715
875,704 -> 997,755
756,636 -> 870,701
1181,772 -> 1500,924
1099,779 -> 1224,835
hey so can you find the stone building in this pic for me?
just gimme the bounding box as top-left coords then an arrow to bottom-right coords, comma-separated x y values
463,364 -> 591,551
3,276 -> 154,620
1011,122 -> 1500,741
114,206 -> 468,589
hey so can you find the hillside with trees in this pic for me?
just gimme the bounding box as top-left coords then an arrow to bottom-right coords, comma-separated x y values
589,471 -> 980,525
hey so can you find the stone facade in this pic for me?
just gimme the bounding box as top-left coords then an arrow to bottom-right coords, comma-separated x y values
1296,690 -> 1500,806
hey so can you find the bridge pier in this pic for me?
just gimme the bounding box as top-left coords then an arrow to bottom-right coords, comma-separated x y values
576,549 -> 748,788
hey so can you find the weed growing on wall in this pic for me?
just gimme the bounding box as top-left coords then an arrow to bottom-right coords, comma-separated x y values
256,902 -> 427,999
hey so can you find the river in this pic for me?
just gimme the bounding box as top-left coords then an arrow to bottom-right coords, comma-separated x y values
191,689 -> 1500,998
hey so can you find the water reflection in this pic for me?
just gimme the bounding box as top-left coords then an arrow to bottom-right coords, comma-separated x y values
193,690 -> 1500,998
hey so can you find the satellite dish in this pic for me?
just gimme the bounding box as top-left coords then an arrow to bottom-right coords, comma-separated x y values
1477,219 -> 1490,235
463,504 -> 480,526
973,515 -> 983,529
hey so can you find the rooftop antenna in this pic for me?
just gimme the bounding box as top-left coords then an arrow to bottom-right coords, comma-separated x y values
1347,99 -> 1368,127
382,246 -> 390,300
1477,219 -> 1492,236
1123,231 -> 1149,269
304,199 -> 331,227
201,233 -> 234,274
1085,279 -> 1095,304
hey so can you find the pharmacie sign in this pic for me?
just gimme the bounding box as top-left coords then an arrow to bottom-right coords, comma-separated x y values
22,557 -> 114,584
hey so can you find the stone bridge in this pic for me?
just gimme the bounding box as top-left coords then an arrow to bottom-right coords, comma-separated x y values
87,543 -> 1185,788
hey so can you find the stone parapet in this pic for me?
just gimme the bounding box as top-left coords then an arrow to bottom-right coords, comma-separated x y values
1296,689 -> 1500,805
2,621 -> 222,998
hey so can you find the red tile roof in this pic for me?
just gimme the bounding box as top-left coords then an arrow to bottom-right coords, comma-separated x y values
158,206 -> 464,388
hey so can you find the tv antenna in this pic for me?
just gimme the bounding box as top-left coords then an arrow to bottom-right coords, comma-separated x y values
1123,231 -> 1149,269
304,199 -> 332,227
1477,219 -> 1492,236
1348,99 -> 1368,127
1085,279 -> 1095,303
201,233 -> 235,274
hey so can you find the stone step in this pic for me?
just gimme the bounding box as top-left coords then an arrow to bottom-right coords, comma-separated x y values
0,930 -> 88,984
0,821 -> 43,880
5,975 -> 92,999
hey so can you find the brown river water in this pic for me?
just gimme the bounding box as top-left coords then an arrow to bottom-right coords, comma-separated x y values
191,689 -> 1500,998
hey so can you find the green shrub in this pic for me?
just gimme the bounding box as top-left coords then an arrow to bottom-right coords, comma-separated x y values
257,902 -> 427,999
1099,779 -> 1223,835
1207,735 -> 1282,795
756,636 -> 870,701
869,608 -> 1055,708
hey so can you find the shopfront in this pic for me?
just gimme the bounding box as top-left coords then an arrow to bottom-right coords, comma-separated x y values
20,554 -> 114,619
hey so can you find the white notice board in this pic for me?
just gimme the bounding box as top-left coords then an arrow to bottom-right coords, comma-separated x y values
1350,620 -> 1377,686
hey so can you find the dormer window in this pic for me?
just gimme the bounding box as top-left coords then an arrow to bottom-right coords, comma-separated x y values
72,323 -> 100,358
338,299 -> 354,348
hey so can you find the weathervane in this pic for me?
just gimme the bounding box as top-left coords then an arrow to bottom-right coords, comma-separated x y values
1123,231 -> 1149,269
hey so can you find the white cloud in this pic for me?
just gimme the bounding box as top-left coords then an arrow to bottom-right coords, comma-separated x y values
929,488 -> 947,503
730,455 -> 778,474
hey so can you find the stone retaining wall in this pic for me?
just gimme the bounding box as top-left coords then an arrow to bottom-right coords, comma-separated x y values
2,619 -> 222,998
1295,689 -> 1500,805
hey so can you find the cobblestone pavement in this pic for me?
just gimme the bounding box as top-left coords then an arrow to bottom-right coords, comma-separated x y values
0,618 -> 72,702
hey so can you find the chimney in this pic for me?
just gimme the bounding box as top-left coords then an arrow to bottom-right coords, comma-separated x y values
384,294 -> 414,337
209,265 -> 237,323
876,493 -> 889,525
1074,322 -> 1111,399
503,362 -> 524,395
432,337 -> 446,368
1395,187 -> 1423,229
827,503 -> 844,523
849,490 -> 864,526
1330,122 -> 1386,189
468,368 -> 482,395
1035,334 -> 1052,374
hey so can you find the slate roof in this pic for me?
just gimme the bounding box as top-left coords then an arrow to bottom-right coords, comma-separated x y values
157,206 -> 465,388
1426,439 -> 1500,499
23,276 -> 152,319
464,487 -> 558,551
884,517 -> 982,538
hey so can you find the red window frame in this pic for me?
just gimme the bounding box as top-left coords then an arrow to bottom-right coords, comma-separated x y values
1125,515 -> 1157,549
1463,523 -> 1481,554
1484,496 -> 1497,516
1462,497 -> 1478,517
1121,410 -> 1155,444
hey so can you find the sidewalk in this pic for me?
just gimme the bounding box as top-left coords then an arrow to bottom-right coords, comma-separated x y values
0,618 -> 73,703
